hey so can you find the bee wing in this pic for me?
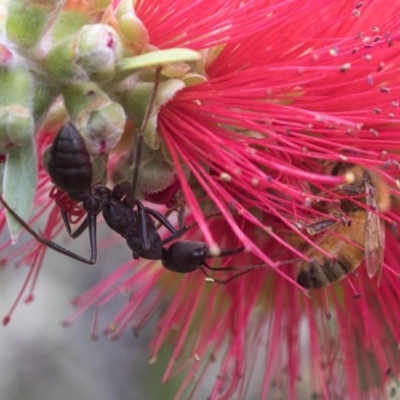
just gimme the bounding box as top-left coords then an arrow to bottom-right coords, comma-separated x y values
365,183 -> 385,285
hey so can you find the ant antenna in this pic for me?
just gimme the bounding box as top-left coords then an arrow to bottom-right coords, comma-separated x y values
129,66 -> 163,205
201,262 -> 267,285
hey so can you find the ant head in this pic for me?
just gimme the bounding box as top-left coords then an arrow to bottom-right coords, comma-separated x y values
162,241 -> 208,273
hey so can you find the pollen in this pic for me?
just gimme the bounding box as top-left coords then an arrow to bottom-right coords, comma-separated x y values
220,172 -> 232,182
344,171 -> 355,183
369,128 -> 379,136
329,47 -> 339,57
339,63 -> 351,72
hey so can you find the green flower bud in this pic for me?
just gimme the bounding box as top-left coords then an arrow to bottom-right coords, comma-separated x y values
6,0 -> 63,48
63,82 -> 126,156
45,24 -> 122,82
76,101 -> 126,156
123,77 -> 185,149
112,144 -> 189,203
116,0 -> 148,47
77,24 -> 123,81
0,106 -> 34,152
0,68 -> 32,107
0,68 -> 34,152
50,9 -> 91,43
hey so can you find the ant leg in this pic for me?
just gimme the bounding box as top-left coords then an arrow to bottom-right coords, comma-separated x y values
155,208 -> 174,230
153,200 -> 185,232
0,195 -> 97,265
134,198 -> 178,250
157,212 -> 223,246
177,205 -> 186,230
145,207 -> 178,234
157,224 -> 196,246
200,262 -> 266,284
114,182 -> 179,236
155,191 -> 186,231
128,67 -> 163,205
60,209 -> 89,239
135,199 -> 152,249
87,212 -> 97,263
153,204 -> 185,232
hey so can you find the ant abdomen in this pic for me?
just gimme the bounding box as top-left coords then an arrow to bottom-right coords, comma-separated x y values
47,123 -> 93,201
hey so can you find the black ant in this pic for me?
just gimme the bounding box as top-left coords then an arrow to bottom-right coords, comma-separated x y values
0,67 -> 260,284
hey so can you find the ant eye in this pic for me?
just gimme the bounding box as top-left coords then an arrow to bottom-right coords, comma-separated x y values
193,249 -> 206,257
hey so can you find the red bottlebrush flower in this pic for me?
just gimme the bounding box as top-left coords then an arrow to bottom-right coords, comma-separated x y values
2,0 -> 400,399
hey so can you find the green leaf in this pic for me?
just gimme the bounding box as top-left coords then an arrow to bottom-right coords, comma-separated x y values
118,48 -> 201,71
3,138 -> 37,241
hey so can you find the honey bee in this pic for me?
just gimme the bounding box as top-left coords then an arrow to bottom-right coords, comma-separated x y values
296,162 -> 390,289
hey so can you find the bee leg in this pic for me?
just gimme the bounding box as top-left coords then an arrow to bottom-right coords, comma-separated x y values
340,185 -> 362,196
306,218 -> 338,236
329,207 -> 352,227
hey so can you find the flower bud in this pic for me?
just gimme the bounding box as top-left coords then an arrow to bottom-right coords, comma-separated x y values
123,78 -> 185,149
0,68 -> 34,152
6,0 -> 63,48
138,156 -> 178,199
77,24 -> 123,81
45,24 -> 122,82
116,0 -> 149,47
63,82 -> 126,156
0,106 -> 34,152
0,43 -> 14,65
76,102 -> 126,156
111,144 -> 189,205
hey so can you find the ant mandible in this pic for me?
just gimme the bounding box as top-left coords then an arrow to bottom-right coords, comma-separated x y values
0,67 -> 258,284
